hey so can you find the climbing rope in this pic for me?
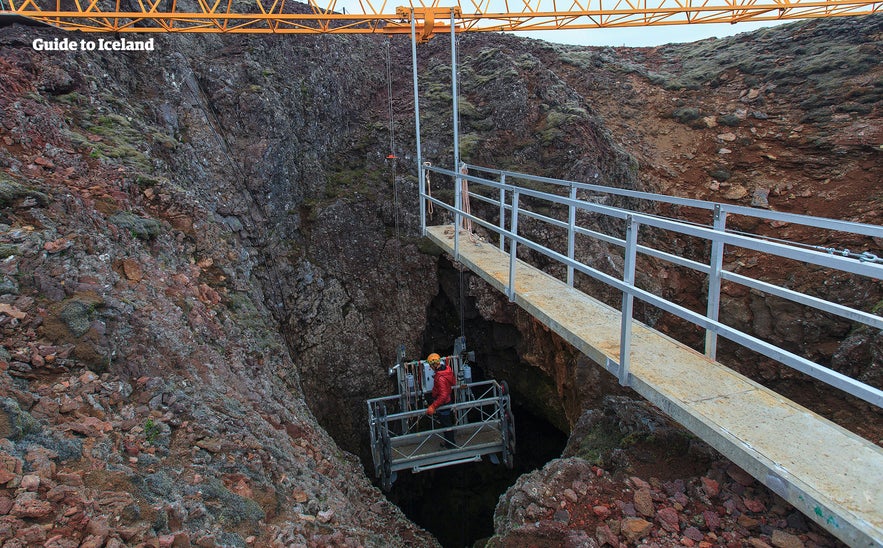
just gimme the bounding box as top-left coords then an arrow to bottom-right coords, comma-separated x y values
454,38 -> 469,340
460,162 -> 472,233
458,266 -> 466,338
424,161 -> 434,216
454,37 -> 472,235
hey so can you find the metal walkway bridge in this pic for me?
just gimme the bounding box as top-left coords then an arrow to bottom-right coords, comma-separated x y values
419,162 -> 883,546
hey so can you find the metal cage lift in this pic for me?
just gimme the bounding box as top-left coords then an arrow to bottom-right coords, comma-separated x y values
366,337 -> 515,490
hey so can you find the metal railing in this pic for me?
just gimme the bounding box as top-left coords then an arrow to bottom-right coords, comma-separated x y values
421,163 -> 883,408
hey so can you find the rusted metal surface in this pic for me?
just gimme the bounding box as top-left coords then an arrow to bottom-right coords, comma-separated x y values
426,224 -> 883,546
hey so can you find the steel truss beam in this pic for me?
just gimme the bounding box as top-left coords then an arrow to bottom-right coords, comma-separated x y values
1,1 -> 880,35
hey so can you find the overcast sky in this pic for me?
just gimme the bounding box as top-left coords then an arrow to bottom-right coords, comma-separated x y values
519,20 -> 789,47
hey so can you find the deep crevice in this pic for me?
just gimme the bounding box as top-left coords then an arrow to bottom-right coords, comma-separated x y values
374,255 -> 568,547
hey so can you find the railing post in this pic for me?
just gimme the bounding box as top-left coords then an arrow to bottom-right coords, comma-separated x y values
508,191 -> 520,302
567,184 -> 577,287
619,215 -> 638,386
705,204 -> 727,360
410,11 -> 425,237
499,173 -> 507,250
451,13 -> 461,261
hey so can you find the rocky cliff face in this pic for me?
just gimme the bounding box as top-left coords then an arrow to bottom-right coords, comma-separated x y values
0,26 -> 441,546
0,12 -> 879,548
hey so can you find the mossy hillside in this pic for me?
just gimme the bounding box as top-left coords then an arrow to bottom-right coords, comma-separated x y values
0,173 -> 49,207
650,15 -> 882,103
53,89 -> 178,172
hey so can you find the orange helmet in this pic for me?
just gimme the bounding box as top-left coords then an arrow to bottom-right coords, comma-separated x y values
427,353 -> 441,364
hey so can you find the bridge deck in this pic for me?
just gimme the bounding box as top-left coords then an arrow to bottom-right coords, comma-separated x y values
426,224 -> 883,547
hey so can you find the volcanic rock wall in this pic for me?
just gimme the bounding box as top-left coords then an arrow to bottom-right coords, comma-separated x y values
0,25 -> 441,546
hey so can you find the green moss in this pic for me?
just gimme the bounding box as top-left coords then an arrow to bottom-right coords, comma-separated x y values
134,173 -> 165,189
572,419 -> 624,466
458,100 -> 481,120
150,132 -> 179,150
200,478 -> 266,525
0,176 -> 48,207
97,113 -> 131,127
458,133 -> 482,159
55,92 -> 85,105
144,417 -> 160,443
0,398 -> 41,440
0,244 -> 19,259
109,211 -> 163,240
324,167 -> 383,200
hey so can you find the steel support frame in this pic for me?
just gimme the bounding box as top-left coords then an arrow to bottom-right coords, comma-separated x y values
618,215 -> 638,386
508,191 -> 520,302
411,13 -> 425,237
451,13 -> 461,261
705,204 -> 727,359
567,184 -> 577,287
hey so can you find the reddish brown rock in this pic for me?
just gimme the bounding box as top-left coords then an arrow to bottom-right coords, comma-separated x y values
20,474 -> 39,491
11,496 -> 54,519
63,416 -> 112,437
171,532 -> 192,547
592,505 -> 611,519
684,526 -> 704,541
0,304 -> 26,321
726,465 -> 755,486
701,476 -> 719,498
43,238 -> 70,253
621,517 -> 653,543
34,156 -> 54,168
86,517 -> 109,540
771,530 -> 804,548
0,497 -> 13,515
0,469 -> 15,485
120,258 -> 144,282
703,509 -> 721,531
80,535 -> 105,548
656,506 -> 680,533
55,472 -> 83,487
43,534 -> 80,548
195,535 -> 217,547
595,523 -> 617,546
744,497 -> 766,513
18,524 -> 47,544
634,488 -> 654,517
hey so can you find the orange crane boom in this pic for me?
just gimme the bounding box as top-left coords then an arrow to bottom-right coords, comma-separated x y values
0,0 -> 879,37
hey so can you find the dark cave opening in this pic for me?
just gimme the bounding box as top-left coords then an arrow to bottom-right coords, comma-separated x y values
377,255 -> 568,547
385,402 -> 567,547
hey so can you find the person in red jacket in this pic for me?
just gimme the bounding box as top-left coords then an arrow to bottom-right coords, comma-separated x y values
426,353 -> 456,448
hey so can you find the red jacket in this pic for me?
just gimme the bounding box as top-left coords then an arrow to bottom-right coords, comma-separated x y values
430,363 -> 455,409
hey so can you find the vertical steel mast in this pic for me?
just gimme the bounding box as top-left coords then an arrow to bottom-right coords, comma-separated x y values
451,10 -> 461,260
411,11 -> 426,237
